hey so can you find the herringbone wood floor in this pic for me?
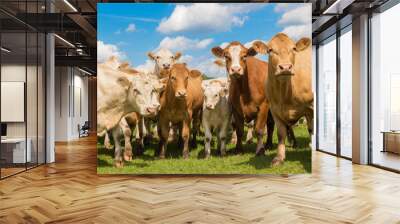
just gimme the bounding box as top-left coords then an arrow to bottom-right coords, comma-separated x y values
1,136 -> 400,224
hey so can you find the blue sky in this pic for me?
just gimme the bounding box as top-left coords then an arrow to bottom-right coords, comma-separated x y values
98,3 -> 311,77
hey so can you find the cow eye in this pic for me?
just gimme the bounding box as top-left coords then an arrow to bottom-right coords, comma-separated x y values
170,56 -> 174,59
156,56 -> 161,59
134,89 -> 140,94
171,76 -> 176,80
242,55 -> 247,60
214,94 -> 218,97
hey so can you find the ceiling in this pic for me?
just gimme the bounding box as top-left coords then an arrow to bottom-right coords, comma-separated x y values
0,0 -> 394,75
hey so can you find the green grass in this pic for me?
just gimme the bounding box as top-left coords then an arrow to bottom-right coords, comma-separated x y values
97,124 -> 311,174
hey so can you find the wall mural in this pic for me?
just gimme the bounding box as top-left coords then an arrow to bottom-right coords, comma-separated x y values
97,3 -> 313,174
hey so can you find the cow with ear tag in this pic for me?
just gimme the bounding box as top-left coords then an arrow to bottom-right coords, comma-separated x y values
252,33 -> 313,166
211,41 -> 275,156
201,79 -> 232,158
157,63 -> 204,159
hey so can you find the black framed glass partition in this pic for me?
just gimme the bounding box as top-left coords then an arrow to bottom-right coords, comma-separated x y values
316,22 -> 353,159
317,34 -> 337,155
370,2 -> 400,172
0,0 -> 46,179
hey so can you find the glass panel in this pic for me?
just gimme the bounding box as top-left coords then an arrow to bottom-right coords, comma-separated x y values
38,32 -> 45,165
317,35 -> 337,154
27,31 -> 38,169
371,4 -> 400,171
1,30 -> 28,177
340,27 -> 352,158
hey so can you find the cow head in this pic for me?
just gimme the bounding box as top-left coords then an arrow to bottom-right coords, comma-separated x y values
202,82 -> 228,110
252,33 -> 311,79
211,41 -> 257,78
168,64 -> 201,99
148,48 -> 182,73
119,75 -> 165,117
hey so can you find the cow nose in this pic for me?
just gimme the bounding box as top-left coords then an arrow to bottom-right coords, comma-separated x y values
206,104 -> 213,109
231,66 -> 242,73
146,107 -> 156,114
153,104 -> 160,111
163,63 -> 170,69
176,90 -> 187,97
278,64 -> 293,71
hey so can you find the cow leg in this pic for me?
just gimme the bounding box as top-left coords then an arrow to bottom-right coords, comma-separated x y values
182,118 -> 191,159
219,126 -> 228,157
265,110 -> 275,150
157,119 -> 170,159
230,118 -> 237,145
190,111 -> 201,148
142,118 -> 152,146
305,110 -> 314,148
135,117 -> 145,156
245,121 -> 254,144
104,131 -> 113,150
120,118 -> 133,161
112,127 -> 123,168
204,123 -> 212,159
233,111 -> 244,154
255,105 -> 268,156
287,126 -> 297,148
272,116 -> 287,166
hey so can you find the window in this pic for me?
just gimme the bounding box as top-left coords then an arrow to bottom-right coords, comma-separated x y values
370,3 -> 400,171
339,26 -> 352,158
317,35 -> 337,154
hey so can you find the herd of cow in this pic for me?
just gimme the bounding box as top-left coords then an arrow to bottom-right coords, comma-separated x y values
98,33 -> 314,168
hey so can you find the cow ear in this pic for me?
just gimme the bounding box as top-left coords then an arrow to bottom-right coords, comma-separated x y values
116,76 -> 131,90
201,82 -> 207,91
247,47 -> 257,57
211,47 -> 224,58
147,52 -> 155,60
156,78 -> 168,92
214,59 -> 225,67
295,38 -> 311,52
252,41 -> 268,55
174,52 -> 182,60
219,87 -> 228,97
190,69 -> 202,78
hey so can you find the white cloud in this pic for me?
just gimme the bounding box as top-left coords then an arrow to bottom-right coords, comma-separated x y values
275,4 -> 311,40
158,36 -> 213,51
278,5 -> 311,26
188,57 -> 227,78
180,55 -> 193,63
135,59 -> 155,73
97,41 -> 126,63
281,24 -> 311,41
157,3 -> 263,34
125,23 -> 136,32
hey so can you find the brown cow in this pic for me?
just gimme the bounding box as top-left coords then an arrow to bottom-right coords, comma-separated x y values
157,63 -> 204,159
252,33 -> 313,166
211,41 -> 274,155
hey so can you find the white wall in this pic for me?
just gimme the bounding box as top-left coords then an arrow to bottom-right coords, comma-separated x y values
54,67 -> 89,141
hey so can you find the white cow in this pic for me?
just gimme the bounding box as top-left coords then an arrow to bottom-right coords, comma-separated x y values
147,48 -> 182,78
98,57 -> 165,167
202,78 -> 232,158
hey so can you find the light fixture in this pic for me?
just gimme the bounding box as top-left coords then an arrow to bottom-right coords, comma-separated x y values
322,0 -> 354,15
54,34 -> 75,48
78,67 -> 93,76
63,0 -> 78,12
1,47 -> 11,53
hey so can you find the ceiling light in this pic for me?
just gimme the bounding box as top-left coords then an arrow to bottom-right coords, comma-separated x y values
63,0 -> 78,12
54,34 -> 75,48
78,67 -> 93,76
1,47 -> 11,53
